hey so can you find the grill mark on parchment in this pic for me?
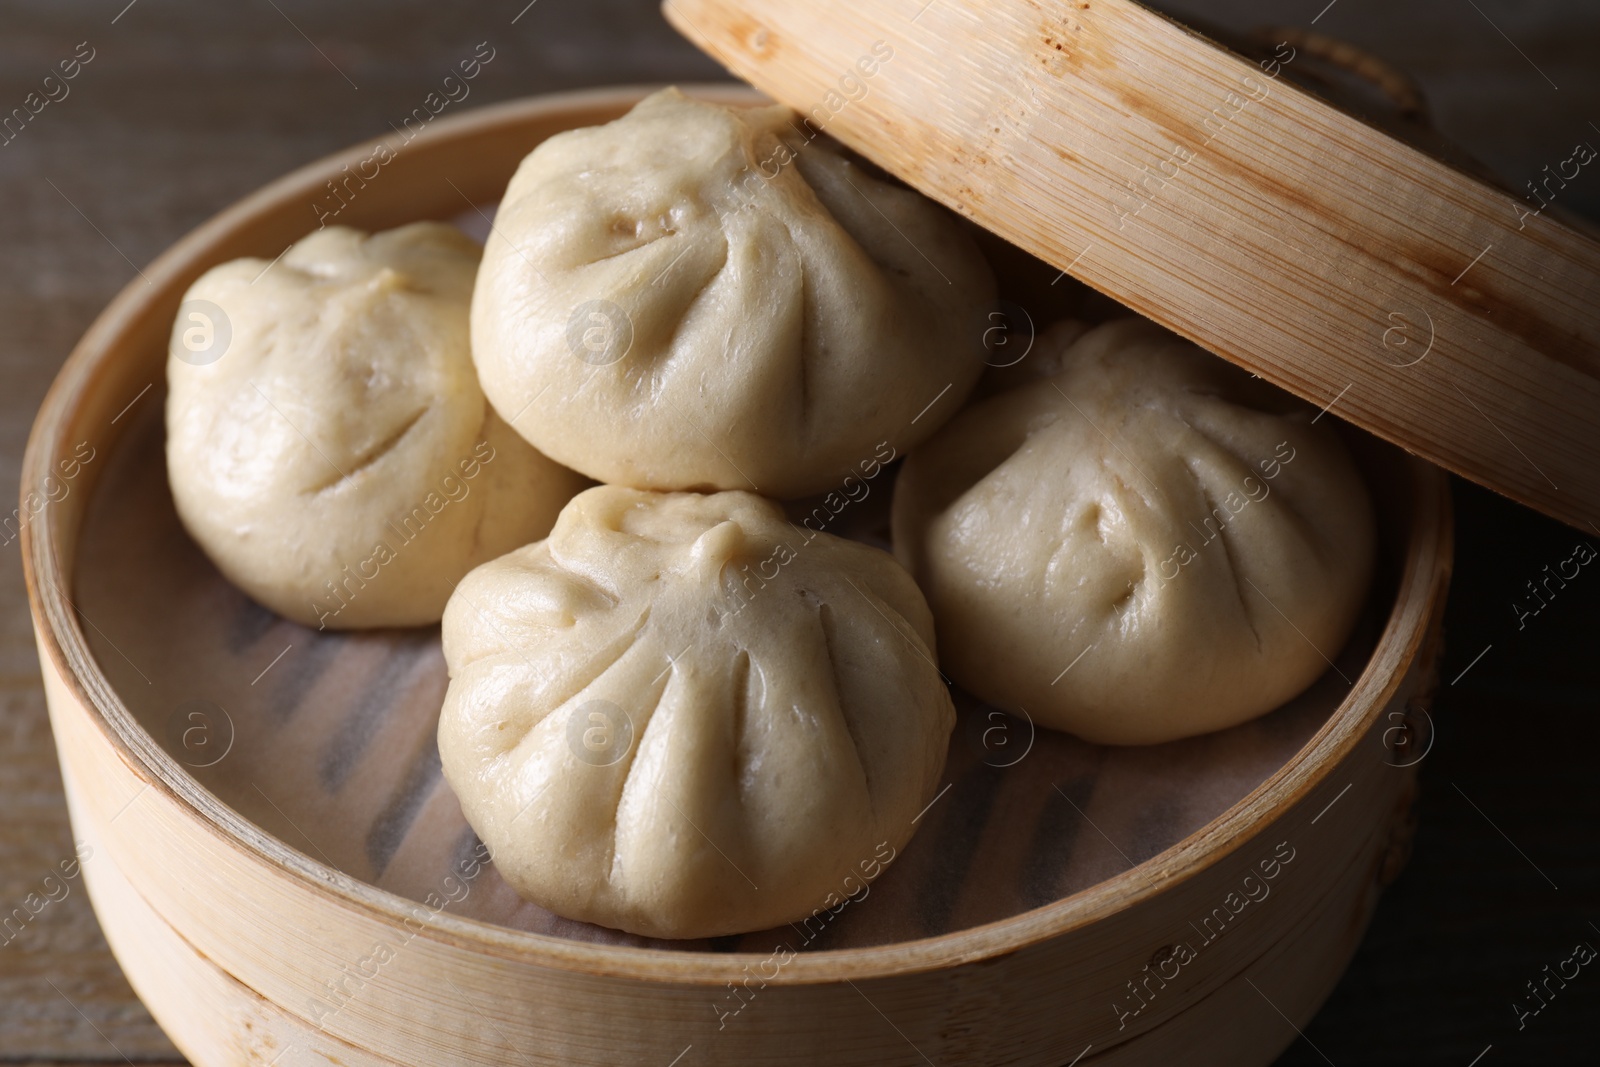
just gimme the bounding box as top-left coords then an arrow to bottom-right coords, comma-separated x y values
365,733 -> 445,878
319,631 -> 436,791
452,826 -> 485,875
1128,794 -> 1185,866
225,596 -> 282,654
265,630 -> 346,724
1021,771 -> 1094,908
915,763 -> 1005,936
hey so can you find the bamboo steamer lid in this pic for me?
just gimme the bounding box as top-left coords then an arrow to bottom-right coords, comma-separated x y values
664,0 -> 1600,532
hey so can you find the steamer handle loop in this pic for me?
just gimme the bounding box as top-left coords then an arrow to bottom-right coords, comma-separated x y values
1254,26 -> 1431,124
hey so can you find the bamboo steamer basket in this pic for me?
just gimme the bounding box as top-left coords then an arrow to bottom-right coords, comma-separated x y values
23,84 -> 1453,1066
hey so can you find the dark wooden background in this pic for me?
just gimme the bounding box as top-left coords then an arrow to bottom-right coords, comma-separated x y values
1,1 -> 1596,1064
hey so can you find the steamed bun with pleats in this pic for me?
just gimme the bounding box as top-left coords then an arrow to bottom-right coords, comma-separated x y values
470,87 -> 996,499
438,485 -> 954,938
165,223 -> 587,630
892,319 -> 1376,745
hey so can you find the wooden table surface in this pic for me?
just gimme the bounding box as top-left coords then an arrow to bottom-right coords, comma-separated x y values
1,2 -> 1595,1064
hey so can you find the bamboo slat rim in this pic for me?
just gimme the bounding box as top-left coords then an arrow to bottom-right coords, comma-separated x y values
21,83 -> 1454,986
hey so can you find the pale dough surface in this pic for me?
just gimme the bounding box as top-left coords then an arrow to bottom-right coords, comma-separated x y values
471,87 -> 996,499
165,223 -> 587,630
892,319 -> 1376,745
439,486 -> 955,939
